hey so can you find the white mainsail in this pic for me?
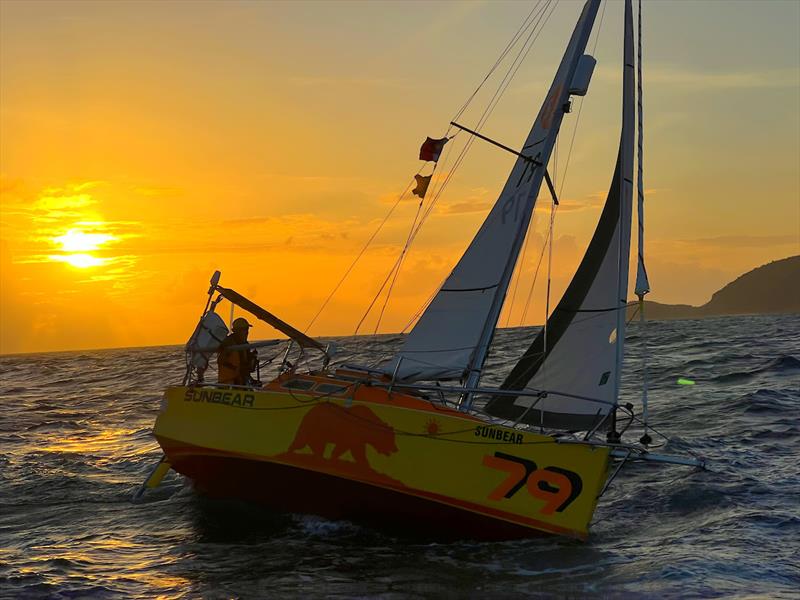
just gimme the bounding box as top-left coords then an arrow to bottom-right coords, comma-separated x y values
383,0 -> 602,383
485,0 -> 636,430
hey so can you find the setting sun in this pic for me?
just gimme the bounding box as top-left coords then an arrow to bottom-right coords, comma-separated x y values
47,227 -> 116,269
53,229 -> 115,253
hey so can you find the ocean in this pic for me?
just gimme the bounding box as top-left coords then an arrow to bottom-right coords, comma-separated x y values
1,314 -> 798,599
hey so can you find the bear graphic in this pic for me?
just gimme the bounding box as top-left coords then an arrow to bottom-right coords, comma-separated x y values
286,403 -> 398,468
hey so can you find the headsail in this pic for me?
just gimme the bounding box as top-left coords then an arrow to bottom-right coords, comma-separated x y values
484,0 -> 636,430
383,0 -> 601,383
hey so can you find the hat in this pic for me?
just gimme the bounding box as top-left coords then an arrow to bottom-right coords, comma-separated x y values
231,317 -> 253,331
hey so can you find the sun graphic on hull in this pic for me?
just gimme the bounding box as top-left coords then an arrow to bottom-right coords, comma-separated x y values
425,418 -> 441,436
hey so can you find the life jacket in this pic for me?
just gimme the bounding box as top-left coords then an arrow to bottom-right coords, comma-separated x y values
218,334 -> 247,384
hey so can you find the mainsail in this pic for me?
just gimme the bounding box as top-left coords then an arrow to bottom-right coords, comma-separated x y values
383,0 -> 602,383
484,0 -> 636,430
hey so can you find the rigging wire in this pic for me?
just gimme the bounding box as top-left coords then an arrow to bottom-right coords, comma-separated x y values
305,176 -> 417,333
411,0 -> 557,236
371,194 -> 426,335
451,0 -> 546,124
359,131 -> 459,336
370,113 -> 459,335
519,225 -> 549,326
542,196 -> 556,382
356,0 -> 558,335
503,216 -> 535,328
355,174 -> 429,336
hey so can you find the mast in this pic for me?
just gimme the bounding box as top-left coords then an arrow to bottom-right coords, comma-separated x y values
634,0 -> 652,442
383,0 -> 601,388
611,0 -> 636,432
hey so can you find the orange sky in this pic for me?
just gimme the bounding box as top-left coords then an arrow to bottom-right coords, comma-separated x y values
1,0 -> 798,354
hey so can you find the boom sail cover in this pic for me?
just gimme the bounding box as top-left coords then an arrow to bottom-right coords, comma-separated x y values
382,0 -> 601,382
485,0 -> 636,431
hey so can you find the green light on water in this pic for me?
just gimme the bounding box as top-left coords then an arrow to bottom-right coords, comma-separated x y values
677,378 -> 696,386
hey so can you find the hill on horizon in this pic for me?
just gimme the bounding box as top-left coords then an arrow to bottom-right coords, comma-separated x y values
633,255 -> 800,320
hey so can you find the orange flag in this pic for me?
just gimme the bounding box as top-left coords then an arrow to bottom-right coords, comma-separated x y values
413,174 -> 432,199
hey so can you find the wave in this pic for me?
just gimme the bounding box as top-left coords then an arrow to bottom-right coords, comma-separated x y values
0,313 -> 798,598
712,355 -> 800,383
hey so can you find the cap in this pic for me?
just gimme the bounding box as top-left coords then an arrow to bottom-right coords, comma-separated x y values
231,317 -> 252,331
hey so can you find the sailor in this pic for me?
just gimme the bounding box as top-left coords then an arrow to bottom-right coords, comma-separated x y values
217,317 -> 257,385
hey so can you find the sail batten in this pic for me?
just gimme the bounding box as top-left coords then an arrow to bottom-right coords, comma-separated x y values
382,0 -> 602,384
485,0 -> 636,430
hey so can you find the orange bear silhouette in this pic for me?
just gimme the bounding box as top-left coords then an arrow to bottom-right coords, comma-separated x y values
287,403 -> 398,467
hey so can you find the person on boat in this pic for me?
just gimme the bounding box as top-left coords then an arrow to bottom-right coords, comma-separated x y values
217,317 -> 257,385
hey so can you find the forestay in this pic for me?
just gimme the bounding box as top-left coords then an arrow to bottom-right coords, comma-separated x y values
383,0 -> 602,382
484,0 -> 636,431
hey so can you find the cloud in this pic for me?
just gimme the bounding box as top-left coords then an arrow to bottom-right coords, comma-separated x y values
33,193 -> 95,212
677,234 -> 799,249
437,200 -> 493,215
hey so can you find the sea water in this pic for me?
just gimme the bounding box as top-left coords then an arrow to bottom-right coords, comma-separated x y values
1,314 -> 798,598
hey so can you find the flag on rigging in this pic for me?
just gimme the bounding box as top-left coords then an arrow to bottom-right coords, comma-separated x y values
412,174 -> 432,199
419,137 -> 448,162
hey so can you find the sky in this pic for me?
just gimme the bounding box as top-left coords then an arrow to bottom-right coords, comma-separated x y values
1,0 -> 798,354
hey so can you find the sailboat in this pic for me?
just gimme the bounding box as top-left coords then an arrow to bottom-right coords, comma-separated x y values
142,0 -> 705,541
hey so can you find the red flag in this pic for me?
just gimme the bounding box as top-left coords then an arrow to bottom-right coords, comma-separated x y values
413,174 -> 432,199
419,136 -> 448,162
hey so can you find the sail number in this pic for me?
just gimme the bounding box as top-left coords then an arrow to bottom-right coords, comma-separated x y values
482,451 -> 583,515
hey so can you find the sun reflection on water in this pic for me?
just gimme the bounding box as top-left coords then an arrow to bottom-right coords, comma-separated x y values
51,253 -> 108,268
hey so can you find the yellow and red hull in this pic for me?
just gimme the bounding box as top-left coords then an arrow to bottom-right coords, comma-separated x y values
153,375 -> 610,540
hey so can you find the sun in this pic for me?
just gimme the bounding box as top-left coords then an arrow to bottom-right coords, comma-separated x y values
50,228 -> 116,269
54,229 -> 114,252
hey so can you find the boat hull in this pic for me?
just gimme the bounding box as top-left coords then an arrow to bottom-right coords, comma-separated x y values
153,380 -> 610,540
160,438 -> 558,540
